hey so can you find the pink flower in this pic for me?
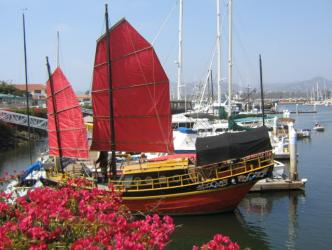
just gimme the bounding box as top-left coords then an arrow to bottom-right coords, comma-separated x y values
29,242 -> 47,250
194,233 -> 240,250
0,202 -> 9,214
27,226 -> 49,240
19,214 -> 33,231
0,177 -> 240,250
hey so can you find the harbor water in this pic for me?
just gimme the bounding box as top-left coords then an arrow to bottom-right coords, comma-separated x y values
170,104 -> 332,249
1,105 -> 332,249
0,139 -> 48,177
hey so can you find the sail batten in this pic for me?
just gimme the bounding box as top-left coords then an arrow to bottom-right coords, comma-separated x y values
91,19 -> 174,153
46,67 -> 89,159
47,85 -> 71,95
48,105 -> 81,115
91,80 -> 168,92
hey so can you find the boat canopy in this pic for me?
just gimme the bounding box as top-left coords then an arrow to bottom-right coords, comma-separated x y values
91,19 -> 174,153
195,126 -> 272,166
19,161 -> 43,182
46,67 -> 89,159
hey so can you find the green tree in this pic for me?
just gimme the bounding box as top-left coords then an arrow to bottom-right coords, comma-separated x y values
0,81 -> 25,96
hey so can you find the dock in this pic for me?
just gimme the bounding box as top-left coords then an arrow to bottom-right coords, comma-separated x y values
250,178 -> 307,192
274,154 -> 290,160
266,111 -> 317,114
253,120 -> 308,192
289,111 -> 317,114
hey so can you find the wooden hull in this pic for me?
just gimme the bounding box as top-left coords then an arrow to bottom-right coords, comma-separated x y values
123,181 -> 256,215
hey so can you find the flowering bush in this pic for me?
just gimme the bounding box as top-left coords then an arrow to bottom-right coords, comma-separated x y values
0,181 -> 174,249
0,177 -> 240,249
192,233 -> 240,250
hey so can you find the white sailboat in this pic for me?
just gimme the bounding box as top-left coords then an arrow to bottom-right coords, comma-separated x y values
172,0 -> 230,150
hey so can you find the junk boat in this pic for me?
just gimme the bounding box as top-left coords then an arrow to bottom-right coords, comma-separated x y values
41,6 -> 274,215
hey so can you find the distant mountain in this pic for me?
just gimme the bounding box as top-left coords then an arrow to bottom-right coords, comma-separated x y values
265,77 -> 332,92
171,76 -> 332,99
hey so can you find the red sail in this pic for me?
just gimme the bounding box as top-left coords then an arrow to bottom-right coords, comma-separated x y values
46,67 -> 89,159
91,19 -> 174,153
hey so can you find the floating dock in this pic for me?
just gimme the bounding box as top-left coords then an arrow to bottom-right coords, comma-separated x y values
252,121 -> 308,192
266,111 -> 317,114
250,178 -> 307,192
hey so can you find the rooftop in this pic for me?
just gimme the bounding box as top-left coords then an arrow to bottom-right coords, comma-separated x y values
13,84 -> 46,91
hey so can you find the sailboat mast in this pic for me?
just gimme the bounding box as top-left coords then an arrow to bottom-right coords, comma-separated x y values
259,54 -> 265,126
46,57 -> 63,172
210,69 -> 214,102
105,4 -> 117,180
216,0 -> 222,106
177,0 -> 183,101
227,0 -> 233,117
22,13 -> 32,164
56,31 -> 60,67
316,81 -> 319,101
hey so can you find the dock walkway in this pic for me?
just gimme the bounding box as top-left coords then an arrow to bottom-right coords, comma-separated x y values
251,178 -> 307,192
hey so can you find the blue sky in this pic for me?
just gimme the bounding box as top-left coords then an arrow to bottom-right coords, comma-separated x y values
1,0 -> 332,92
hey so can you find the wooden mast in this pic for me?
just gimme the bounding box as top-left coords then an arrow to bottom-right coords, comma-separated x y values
105,4 -> 117,180
46,57 -> 63,172
22,12 -> 32,164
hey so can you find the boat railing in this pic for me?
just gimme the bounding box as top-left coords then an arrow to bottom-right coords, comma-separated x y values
110,151 -> 273,192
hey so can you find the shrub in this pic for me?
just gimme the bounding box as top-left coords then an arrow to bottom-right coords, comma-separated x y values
0,178 -> 240,249
0,182 -> 174,249
192,234 -> 240,250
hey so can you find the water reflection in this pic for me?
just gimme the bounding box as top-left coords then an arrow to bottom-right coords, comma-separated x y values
0,138 -> 48,176
240,191 -> 304,214
168,191 -> 306,249
239,191 -> 306,250
168,210 -> 270,249
298,137 -> 311,144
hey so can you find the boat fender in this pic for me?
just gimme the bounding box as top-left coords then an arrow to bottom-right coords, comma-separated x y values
301,178 -> 308,183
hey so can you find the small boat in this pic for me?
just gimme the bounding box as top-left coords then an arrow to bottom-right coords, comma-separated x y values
296,129 -> 311,139
1,161 -> 47,202
313,123 -> 325,132
272,160 -> 285,179
272,136 -> 290,160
